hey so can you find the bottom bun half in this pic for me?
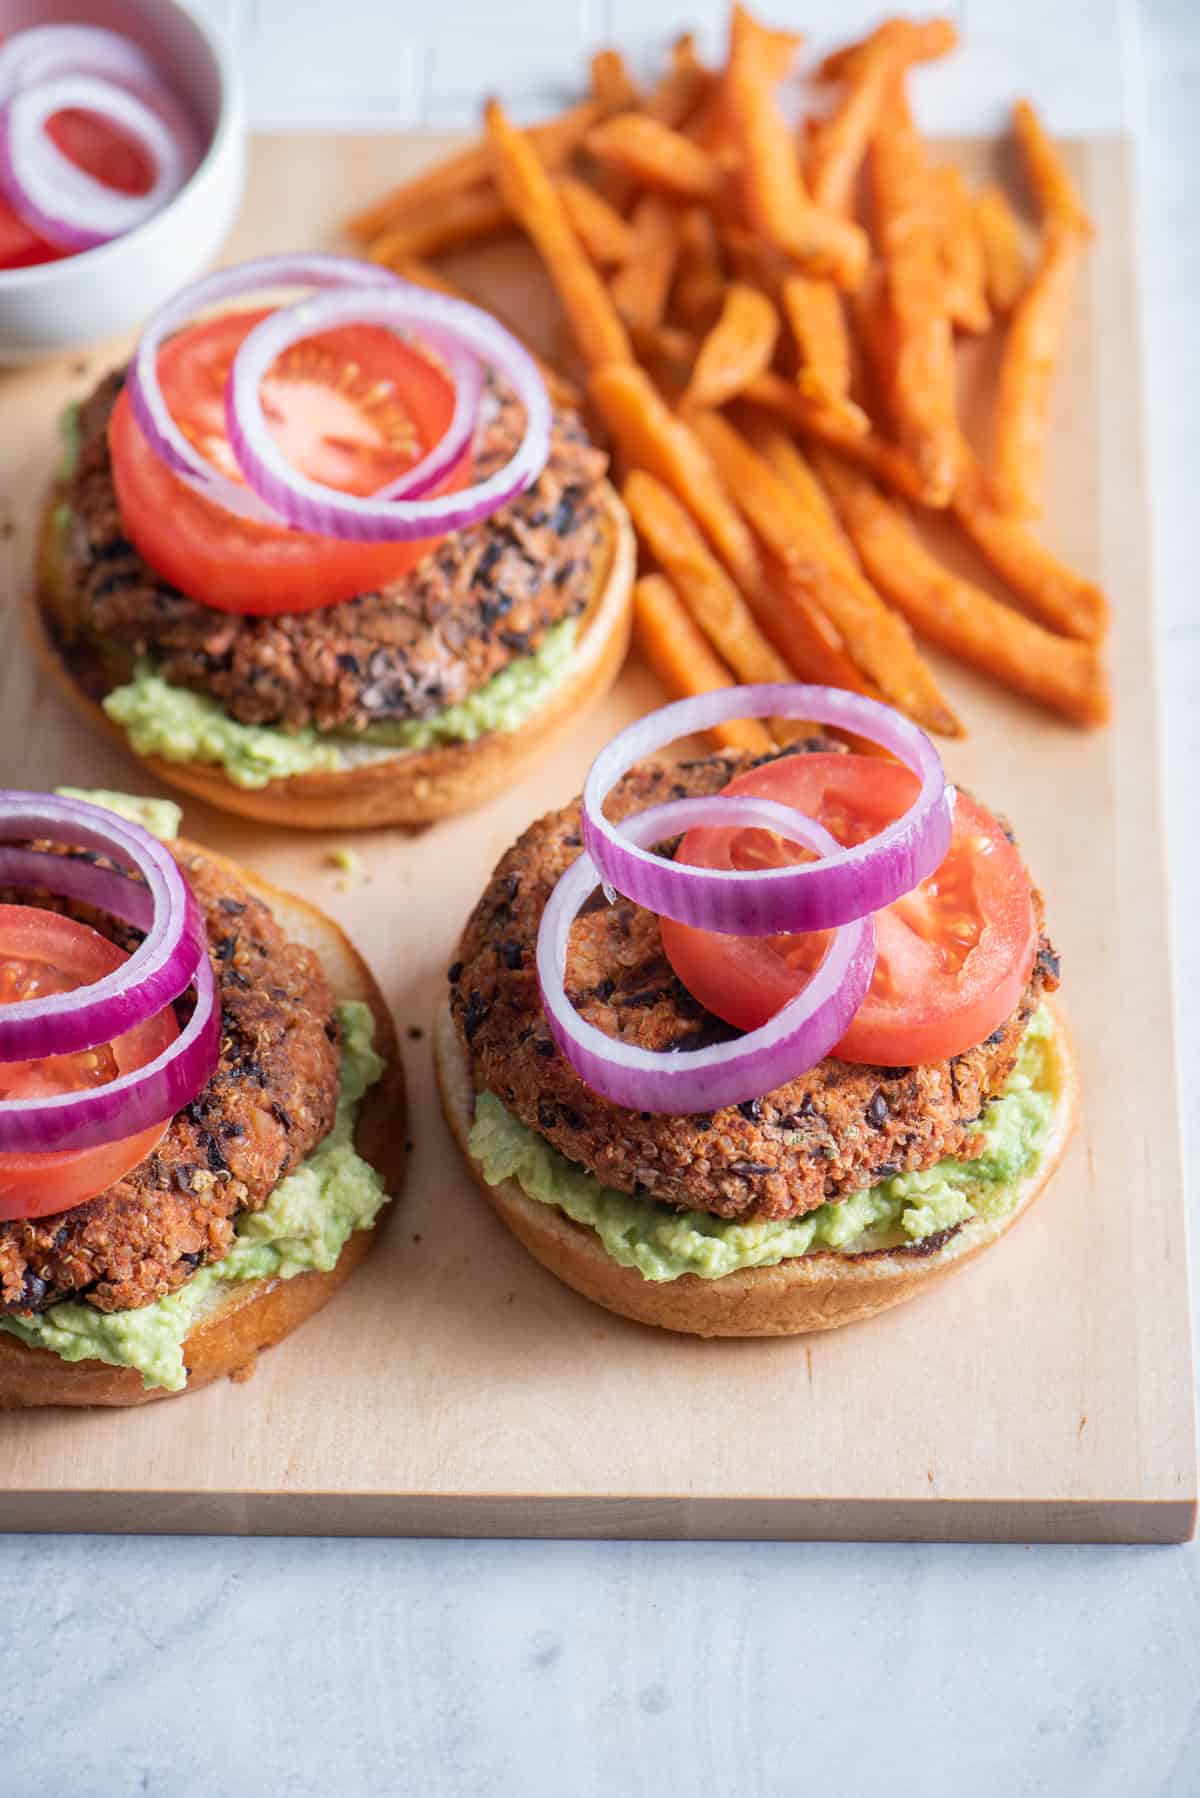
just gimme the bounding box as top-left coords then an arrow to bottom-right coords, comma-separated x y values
434,999 -> 1079,1339
31,484 -> 635,831
0,850 -> 406,1406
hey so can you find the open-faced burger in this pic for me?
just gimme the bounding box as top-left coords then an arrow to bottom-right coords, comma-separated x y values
435,685 -> 1077,1336
32,254 -> 635,830
0,789 -> 404,1404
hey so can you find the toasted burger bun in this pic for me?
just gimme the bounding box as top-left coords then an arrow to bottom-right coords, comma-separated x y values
0,849 -> 406,1406
434,999 -> 1079,1338
30,484 -> 635,830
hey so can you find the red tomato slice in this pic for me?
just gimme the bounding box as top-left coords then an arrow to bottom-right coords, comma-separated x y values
660,754 -> 1038,1068
47,106 -> 155,197
0,905 -> 179,1221
108,308 -> 470,615
0,194 -> 62,269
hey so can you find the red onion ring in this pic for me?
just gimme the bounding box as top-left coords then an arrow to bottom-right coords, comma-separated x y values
0,25 -> 202,255
537,796 -> 876,1114
224,285 -> 552,542
0,794 -> 204,1060
0,25 -> 200,153
0,949 -> 219,1154
582,685 -> 954,936
127,254 -> 480,528
0,73 -> 195,253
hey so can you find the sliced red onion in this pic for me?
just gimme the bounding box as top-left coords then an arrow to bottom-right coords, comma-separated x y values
0,72 -> 195,253
0,26 -> 202,256
0,25 -> 175,113
127,255 -> 443,527
380,342 -> 483,502
225,285 -> 552,542
0,24 -> 200,156
0,846 -> 154,932
0,950 -> 219,1153
582,685 -> 954,936
0,794 -> 205,1059
537,796 -> 876,1114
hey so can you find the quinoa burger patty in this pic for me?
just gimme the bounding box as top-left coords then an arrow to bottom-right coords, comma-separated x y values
50,374 -> 611,732
448,745 -> 1061,1225
34,373 -> 636,831
0,844 -> 344,1317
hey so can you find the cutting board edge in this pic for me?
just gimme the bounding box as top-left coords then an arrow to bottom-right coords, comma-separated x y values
0,1489 -> 1193,1544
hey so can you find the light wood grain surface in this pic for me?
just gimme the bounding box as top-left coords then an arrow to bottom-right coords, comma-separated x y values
0,132 -> 1192,1542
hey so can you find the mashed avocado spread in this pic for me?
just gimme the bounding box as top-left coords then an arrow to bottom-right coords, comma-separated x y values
54,787 -> 183,840
0,791 -> 389,1390
101,617 -> 579,790
469,1009 -> 1057,1282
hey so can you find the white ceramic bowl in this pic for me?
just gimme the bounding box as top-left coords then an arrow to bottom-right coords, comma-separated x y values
0,0 -> 245,361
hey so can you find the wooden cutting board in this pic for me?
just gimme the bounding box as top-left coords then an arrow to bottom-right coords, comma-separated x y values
0,133 -> 1193,1543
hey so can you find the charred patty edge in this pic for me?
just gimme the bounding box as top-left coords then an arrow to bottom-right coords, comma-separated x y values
49,372 -> 611,736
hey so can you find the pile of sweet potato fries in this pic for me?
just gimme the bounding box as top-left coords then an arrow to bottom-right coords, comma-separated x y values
346,8 -> 1109,736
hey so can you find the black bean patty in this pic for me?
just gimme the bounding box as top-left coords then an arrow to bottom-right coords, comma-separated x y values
0,846 -> 341,1316
50,371 -> 609,734
450,747 -> 1059,1223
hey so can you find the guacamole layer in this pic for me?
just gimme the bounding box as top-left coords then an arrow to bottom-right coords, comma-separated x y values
469,1009 -> 1057,1283
0,1001 -> 388,1391
101,615 -> 579,791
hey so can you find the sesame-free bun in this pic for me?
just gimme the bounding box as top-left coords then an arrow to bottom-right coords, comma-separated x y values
434,999 -> 1078,1339
30,484 -> 635,831
0,848 -> 406,1406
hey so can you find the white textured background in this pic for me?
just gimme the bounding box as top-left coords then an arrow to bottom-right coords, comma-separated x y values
2,4 -> 1198,1794
183,0 -> 1142,133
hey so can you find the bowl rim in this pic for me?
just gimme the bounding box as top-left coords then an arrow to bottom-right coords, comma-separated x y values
0,0 -> 245,291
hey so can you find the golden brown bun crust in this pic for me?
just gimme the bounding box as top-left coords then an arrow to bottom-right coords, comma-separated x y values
30,485 -> 635,830
434,999 -> 1079,1338
0,849 -> 406,1406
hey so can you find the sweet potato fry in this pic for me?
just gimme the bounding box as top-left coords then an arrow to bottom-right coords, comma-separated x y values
692,411 -> 962,734
869,88 -> 965,505
370,254 -> 581,410
346,101 -> 600,242
742,371 -> 927,505
807,18 -> 958,216
680,282 -> 779,411
751,425 -> 860,576
485,98 -> 632,371
623,471 -> 789,686
718,224 -> 788,296
1013,98 -> 1092,237
672,205 -> 726,327
645,33 -> 715,129
590,48 -> 640,113
633,573 -> 775,753
973,184 -> 1027,316
591,364 -> 762,592
585,112 -> 723,201
634,322 -> 698,367
366,187 -> 511,262
753,558 -> 883,699
992,224 -> 1083,517
725,5 -> 869,289
556,176 -> 636,266
952,464 -> 1109,641
815,18 -> 958,84
816,451 -> 1109,726
933,163 -> 990,334
780,274 -> 854,410
684,78 -> 731,156
610,193 -> 679,335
